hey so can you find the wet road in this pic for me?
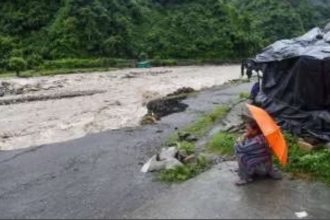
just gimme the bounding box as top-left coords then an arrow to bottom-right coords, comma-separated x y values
129,162 -> 330,219
0,83 -> 252,218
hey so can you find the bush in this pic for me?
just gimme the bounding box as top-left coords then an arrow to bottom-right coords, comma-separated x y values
27,53 -> 43,69
8,57 -> 27,77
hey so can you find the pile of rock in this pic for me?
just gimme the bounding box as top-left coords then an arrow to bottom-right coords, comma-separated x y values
141,147 -> 182,173
141,146 -> 196,173
141,132 -> 198,173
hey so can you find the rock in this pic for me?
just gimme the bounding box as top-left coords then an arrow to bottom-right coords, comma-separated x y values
165,158 -> 183,170
141,147 -> 182,173
176,150 -> 188,162
141,152 -> 183,173
159,147 -> 177,161
298,139 -> 316,151
141,155 -> 166,173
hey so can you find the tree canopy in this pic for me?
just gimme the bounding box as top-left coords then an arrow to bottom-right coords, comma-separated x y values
0,0 -> 329,71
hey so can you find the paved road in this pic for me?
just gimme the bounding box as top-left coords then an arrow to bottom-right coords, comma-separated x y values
129,162 -> 330,219
1,82 -> 329,219
0,83 -> 251,218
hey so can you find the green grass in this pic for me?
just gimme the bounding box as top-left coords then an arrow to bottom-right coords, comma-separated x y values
184,106 -> 230,138
166,106 -> 230,146
159,156 -> 211,183
208,132 -> 237,156
283,133 -> 330,185
176,141 -> 195,155
239,92 -> 250,99
161,105 -> 231,183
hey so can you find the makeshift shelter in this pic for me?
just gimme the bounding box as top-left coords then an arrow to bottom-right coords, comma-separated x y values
252,27 -> 330,142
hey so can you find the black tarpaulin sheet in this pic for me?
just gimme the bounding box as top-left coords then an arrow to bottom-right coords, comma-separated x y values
253,28 -> 330,142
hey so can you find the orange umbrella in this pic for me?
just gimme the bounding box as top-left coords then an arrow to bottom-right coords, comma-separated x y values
246,104 -> 288,166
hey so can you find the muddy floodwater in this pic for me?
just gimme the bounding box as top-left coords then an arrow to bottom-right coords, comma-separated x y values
0,65 -> 240,150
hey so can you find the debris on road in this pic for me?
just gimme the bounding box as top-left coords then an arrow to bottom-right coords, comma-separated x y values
141,147 -> 183,173
295,211 -> 308,219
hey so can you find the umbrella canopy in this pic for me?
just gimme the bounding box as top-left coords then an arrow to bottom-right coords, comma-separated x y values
246,104 -> 288,166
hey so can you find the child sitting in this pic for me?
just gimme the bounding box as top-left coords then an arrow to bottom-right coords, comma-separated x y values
235,117 -> 282,186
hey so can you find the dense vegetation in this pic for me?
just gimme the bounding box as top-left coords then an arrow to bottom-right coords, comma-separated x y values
0,0 -> 329,73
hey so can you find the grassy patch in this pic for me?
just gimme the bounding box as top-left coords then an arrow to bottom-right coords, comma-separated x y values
159,156 -> 211,183
176,141 -> 195,155
161,105 -> 230,183
184,106 -> 230,138
166,106 -> 230,146
208,132 -> 237,156
284,133 -> 330,185
239,92 -> 250,99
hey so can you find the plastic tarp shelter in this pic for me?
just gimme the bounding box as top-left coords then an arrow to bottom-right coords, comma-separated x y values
253,27 -> 330,142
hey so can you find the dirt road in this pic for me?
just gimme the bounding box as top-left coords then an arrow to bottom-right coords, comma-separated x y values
0,65 -> 240,150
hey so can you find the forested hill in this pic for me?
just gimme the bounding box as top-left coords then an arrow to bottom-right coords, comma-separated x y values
0,0 -> 329,71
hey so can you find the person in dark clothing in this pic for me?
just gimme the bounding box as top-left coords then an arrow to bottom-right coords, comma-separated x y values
241,58 -> 256,80
250,81 -> 260,104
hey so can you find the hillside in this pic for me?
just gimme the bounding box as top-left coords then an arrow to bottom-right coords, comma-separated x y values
0,0 -> 329,72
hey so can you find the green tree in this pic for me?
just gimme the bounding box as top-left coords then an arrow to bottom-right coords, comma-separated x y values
0,36 -> 15,70
8,57 -> 27,77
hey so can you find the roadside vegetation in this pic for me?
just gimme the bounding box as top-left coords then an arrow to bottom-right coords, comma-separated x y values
208,132 -> 237,156
284,133 -> 330,185
159,156 -> 210,183
161,103 -> 330,185
207,131 -> 330,185
239,92 -> 250,100
159,106 -> 230,182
